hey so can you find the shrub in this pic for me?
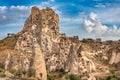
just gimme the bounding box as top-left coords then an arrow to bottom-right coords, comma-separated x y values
69,74 -> 81,80
9,69 -> 17,74
22,70 -> 27,77
59,72 -> 64,78
14,70 -> 22,78
59,68 -> 65,72
27,68 -> 35,77
106,70 -> 120,80
0,63 -> 4,69
47,75 -> 55,80
0,72 -> 6,77
106,76 -> 118,80
65,74 -> 69,79
97,78 -> 106,80
0,68 -> 3,73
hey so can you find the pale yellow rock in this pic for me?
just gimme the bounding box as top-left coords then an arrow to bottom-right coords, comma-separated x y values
33,42 -> 47,80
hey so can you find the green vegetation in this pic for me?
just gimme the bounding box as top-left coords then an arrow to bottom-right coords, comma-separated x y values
106,76 -> 117,80
10,69 -> 22,78
69,74 -> 81,80
81,38 -> 94,43
0,68 -> 6,78
0,63 -> 4,69
9,69 -> 17,74
47,74 -> 55,80
0,71 -> 6,78
27,68 -> 35,77
47,69 -> 81,80
0,68 -> 3,73
58,68 -> 67,78
15,70 -> 23,78
22,70 -> 27,77
10,69 -> 30,79
97,70 -> 120,80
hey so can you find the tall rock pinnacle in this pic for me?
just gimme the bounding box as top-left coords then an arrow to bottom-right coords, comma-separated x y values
15,6 -> 61,80
15,6 -> 60,80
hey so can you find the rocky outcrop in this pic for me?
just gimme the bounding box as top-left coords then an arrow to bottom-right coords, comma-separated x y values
1,6 -> 119,80
109,50 -> 120,64
33,42 -> 47,80
15,6 -> 60,80
14,6 -> 98,79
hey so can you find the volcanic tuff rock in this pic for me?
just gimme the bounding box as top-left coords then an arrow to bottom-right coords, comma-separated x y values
0,6 -> 120,80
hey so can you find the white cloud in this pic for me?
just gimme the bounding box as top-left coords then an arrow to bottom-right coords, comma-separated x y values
60,12 -> 86,24
0,6 -> 31,25
95,3 -> 106,8
41,2 -> 51,7
0,5 -> 31,39
0,6 -> 7,13
97,7 -> 120,24
10,5 -> 30,10
0,3 -> 61,39
84,12 -> 120,37
40,0 -> 55,8
0,4 -> 62,38
0,6 -> 7,10
89,12 -> 97,20
0,2 -> 61,25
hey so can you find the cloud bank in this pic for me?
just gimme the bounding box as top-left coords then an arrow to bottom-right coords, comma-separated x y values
0,6 -> 31,25
84,12 -> 120,37
0,0 -> 59,26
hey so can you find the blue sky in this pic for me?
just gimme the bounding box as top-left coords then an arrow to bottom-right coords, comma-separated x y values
0,0 -> 120,40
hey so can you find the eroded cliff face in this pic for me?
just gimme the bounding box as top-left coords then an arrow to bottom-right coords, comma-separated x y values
14,6 -> 99,79
1,6 -> 120,79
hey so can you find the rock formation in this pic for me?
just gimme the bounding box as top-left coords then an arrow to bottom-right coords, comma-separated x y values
0,6 -> 119,80
14,6 -> 98,79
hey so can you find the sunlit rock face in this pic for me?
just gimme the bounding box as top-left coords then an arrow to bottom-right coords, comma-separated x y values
2,6 -> 120,80
15,6 -> 60,80
14,6 -> 98,79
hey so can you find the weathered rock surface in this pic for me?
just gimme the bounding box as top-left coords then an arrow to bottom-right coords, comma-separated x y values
0,6 -> 119,80
14,6 -> 99,79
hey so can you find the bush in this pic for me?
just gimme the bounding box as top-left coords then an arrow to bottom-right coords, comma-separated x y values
22,70 -> 27,77
0,68 -> 3,73
106,76 -> 118,80
47,75 -> 55,80
27,68 -> 35,77
65,74 -> 69,79
106,70 -> 120,80
59,68 -> 65,72
14,70 -> 22,78
9,69 -> 17,74
97,78 -> 106,80
0,63 -> 4,69
59,72 -> 64,78
0,72 -> 6,78
69,74 -> 81,80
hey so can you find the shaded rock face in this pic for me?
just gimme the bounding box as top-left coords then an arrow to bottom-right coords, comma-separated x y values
109,50 -> 120,64
4,50 -> 30,71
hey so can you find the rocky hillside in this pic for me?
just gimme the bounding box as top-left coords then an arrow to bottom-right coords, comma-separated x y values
0,6 -> 120,80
